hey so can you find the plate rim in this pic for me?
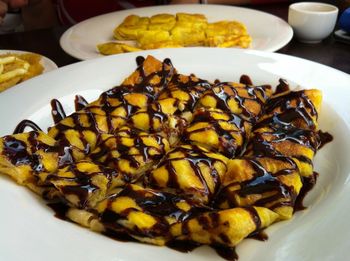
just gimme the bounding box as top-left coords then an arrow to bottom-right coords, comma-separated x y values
0,49 -> 58,72
0,48 -> 349,261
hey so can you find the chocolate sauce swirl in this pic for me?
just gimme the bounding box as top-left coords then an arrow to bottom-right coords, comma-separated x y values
51,99 -> 66,124
89,129 -> 169,182
238,159 -> 297,209
100,184 -> 208,240
183,108 -> 249,158
13,120 -> 42,134
317,130 -> 333,149
198,82 -> 271,123
159,74 -> 212,110
74,95 -> 88,111
274,79 -> 290,95
239,75 -> 253,86
3,132 -> 55,172
48,161 -> 121,208
147,145 -> 227,204
260,90 -> 318,130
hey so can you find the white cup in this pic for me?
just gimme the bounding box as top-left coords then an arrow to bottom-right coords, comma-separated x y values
288,2 -> 339,43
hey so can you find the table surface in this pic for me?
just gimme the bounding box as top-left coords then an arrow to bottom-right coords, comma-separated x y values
0,2 -> 349,73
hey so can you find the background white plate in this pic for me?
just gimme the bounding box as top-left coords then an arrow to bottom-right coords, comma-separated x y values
60,4 -> 293,60
0,48 -> 349,261
0,49 -> 58,73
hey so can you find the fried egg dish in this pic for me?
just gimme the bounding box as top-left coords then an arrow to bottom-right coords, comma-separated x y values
97,13 -> 252,55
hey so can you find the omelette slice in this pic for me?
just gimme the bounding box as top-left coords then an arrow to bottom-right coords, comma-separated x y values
97,42 -> 142,55
149,13 -> 176,31
175,12 -> 208,31
205,34 -> 252,48
141,41 -> 183,50
137,30 -> 172,48
205,21 -> 252,48
169,13 -> 208,46
206,21 -> 249,38
114,15 -> 149,40
170,25 -> 206,46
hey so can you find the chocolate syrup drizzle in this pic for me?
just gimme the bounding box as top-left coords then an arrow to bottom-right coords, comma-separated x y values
88,129 -> 169,183
47,161 -> 121,209
239,159 -> 296,206
148,145 -> 226,203
199,82 -> 272,123
217,84 -> 332,213
128,99 -> 186,133
294,172 -> 318,212
46,56 -> 175,141
239,75 -> 253,86
183,108 -> 248,158
274,79 -> 290,95
161,74 -> 212,110
51,99 -> 67,124
259,90 -> 318,131
99,184 -> 209,240
13,119 -> 42,134
3,131 -> 56,173
317,131 -> 333,149
74,95 -> 89,111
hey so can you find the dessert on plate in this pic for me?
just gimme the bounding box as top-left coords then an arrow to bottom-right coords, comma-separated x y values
0,55 -> 331,260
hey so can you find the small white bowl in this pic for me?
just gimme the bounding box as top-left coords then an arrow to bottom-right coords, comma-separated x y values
288,2 -> 338,43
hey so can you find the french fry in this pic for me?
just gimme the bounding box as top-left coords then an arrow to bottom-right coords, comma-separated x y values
0,67 -> 29,83
0,56 -> 17,65
0,53 -> 44,92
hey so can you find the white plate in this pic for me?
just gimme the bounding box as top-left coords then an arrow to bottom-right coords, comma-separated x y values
60,4 -> 293,60
0,48 -> 349,261
0,49 -> 58,73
